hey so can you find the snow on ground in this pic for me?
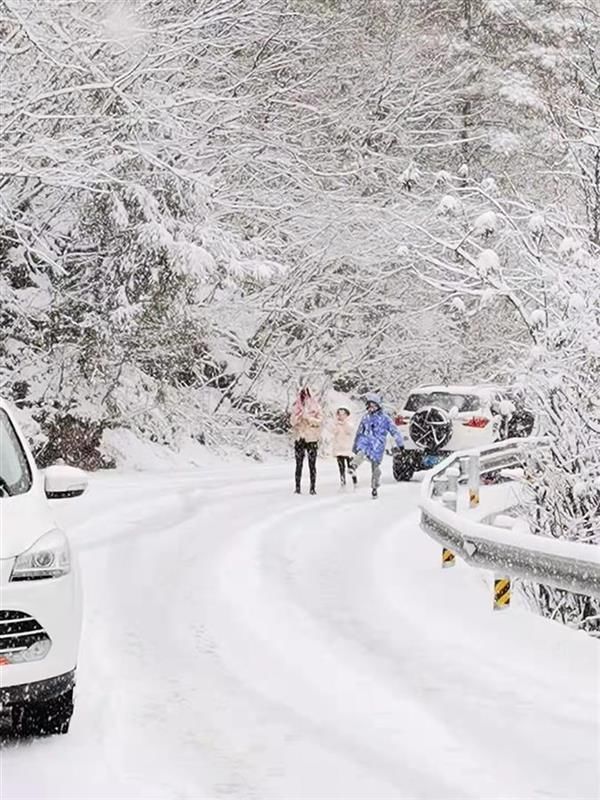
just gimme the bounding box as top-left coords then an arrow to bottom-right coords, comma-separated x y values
2,460 -> 599,799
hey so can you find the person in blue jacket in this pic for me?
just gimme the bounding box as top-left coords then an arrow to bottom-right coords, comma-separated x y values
349,393 -> 404,498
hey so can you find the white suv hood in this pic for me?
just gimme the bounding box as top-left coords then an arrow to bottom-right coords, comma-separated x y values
0,491 -> 57,560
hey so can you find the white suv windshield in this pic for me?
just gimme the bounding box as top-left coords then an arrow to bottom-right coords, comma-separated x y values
0,409 -> 32,497
405,392 -> 481,413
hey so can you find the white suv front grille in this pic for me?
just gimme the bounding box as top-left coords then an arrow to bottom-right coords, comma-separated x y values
0,610 -> 50,659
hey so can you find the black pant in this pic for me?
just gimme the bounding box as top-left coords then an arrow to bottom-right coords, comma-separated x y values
295,439 -> 318,491
337,456 -> 351,483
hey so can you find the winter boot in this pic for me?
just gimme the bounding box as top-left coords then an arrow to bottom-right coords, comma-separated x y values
295,487 -> 301,495
310,487 -> 317,496
371,487 -> 378,499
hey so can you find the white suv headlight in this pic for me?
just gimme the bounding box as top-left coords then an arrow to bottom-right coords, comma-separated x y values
10,529 -> 71,581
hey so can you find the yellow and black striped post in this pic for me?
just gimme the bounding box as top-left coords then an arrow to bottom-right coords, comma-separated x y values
442,547 -> 456,568
493,577 -> 511,610
468,488 -> 480,508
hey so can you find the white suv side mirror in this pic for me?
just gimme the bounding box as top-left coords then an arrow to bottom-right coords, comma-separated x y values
44,465 -> 88,500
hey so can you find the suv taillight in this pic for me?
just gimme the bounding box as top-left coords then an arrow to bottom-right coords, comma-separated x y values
462,417 -> 490,428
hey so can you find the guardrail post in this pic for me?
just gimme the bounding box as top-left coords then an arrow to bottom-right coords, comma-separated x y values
432,474 -> 448,498
468,454 -> 480,508
442,491 -> 457,512
446,466 -> 460,494
493,577 -> 511,610
441,491 -> 457,567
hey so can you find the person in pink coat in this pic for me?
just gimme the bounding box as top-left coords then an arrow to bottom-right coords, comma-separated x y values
332,407 -> 355,487
290,387 -> 323,494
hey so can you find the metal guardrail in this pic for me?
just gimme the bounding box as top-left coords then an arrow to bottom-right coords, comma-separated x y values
419,438 -> 600,600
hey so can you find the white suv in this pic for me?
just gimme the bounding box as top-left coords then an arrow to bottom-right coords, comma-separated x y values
391,384 -> 534,481
0,398 -> 86,736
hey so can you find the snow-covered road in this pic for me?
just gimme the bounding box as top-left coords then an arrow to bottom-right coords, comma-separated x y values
2,463 -> 599,799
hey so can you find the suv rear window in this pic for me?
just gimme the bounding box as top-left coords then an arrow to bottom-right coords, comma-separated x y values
0,409 -> 33,497
404,393 -> 481,413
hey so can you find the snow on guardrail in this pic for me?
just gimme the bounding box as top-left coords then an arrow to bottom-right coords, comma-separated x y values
419,438 -> 600,599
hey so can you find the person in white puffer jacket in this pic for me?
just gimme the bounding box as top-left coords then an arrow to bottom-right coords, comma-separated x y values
332,407 -> 355,487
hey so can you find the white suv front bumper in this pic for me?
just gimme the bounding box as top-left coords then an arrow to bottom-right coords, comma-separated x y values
0,557 -> 82,700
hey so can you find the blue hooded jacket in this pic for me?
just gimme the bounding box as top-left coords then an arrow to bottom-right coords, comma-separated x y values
353,394 -> 404,464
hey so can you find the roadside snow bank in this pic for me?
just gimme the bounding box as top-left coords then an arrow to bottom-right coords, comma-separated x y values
100,427 -> 268,471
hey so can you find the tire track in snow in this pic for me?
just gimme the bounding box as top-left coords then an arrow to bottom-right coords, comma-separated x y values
203,494 -> 476,799
71,476 -> 294,800
260,493 -> 598,799
3,472 -> 295,800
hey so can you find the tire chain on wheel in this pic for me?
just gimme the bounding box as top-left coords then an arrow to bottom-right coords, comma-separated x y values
393,451 -> 415,481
